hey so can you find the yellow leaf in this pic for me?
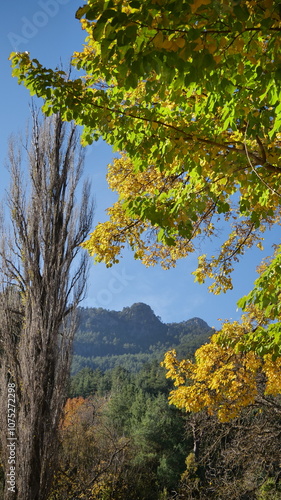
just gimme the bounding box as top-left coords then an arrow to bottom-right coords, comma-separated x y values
219,37 -> 228,49
194,39 -> 203,51
176,37 -> 186,48
190,0 -> 211,13
153,31 -> 164,48
262,0 -> 273,7
208,42 -> 217,54
213,55 -> 222,64
162,39 -> 174,50
170,42 -> 180,52
235,38 -> 244,51
238,61 -> 244,74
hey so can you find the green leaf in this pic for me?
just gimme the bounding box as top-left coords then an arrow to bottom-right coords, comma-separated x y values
237,296 -> 247,311
75,5 -> 89,19
233,4 -> 249,21
129,1 -> 141,7
217,201 -> 230,214
202,53 -> 214,69
85,8 -> 98,21
92,21 -> 106,41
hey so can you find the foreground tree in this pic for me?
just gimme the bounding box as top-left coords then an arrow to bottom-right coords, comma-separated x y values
9,1 -> 281,271
0,111 -> 93,500
162,247 -> 281,421
9,0 -> 281,413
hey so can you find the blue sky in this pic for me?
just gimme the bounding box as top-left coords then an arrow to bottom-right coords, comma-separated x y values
0,0 -> 279,328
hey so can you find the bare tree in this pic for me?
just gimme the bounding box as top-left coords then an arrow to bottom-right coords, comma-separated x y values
0,111 -> 93,500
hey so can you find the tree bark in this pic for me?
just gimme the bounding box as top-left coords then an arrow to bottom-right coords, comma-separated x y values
0,111 -> 93,500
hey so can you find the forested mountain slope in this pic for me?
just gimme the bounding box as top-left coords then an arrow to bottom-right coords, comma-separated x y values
66,305 -> 281,500
72,302 -> 212,373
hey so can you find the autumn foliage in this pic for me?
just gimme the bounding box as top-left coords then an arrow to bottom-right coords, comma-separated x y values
9,0 -> 281,419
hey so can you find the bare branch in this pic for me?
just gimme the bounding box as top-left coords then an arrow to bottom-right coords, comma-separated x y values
0,112 -> 94,500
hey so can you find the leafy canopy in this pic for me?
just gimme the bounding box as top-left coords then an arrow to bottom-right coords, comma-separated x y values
9,0 -> 281,418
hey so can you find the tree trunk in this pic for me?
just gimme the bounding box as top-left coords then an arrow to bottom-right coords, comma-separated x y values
0,111 -> 93,500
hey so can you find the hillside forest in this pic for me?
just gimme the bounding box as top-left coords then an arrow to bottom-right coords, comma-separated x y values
48,305 -> 281,499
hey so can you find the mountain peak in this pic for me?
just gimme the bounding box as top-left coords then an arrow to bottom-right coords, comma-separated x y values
75,303 -> 212,360
121,302 -> 162,322
122,302 -> 154,313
